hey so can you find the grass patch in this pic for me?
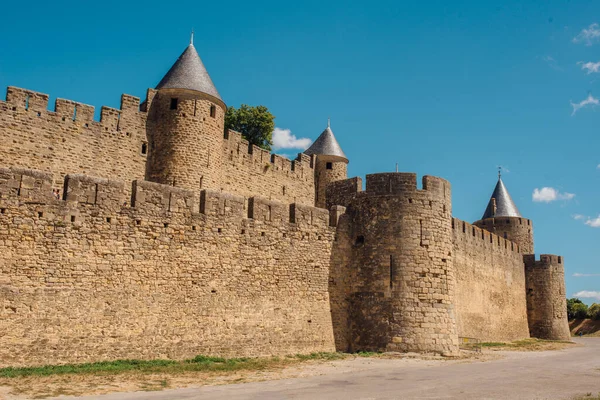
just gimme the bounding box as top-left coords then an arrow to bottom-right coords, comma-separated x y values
573,393 -> 600,400
0,352 -> 355,379
480,338 -> 576,351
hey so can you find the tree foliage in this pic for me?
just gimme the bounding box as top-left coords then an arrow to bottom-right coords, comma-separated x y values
588,303 -> 600,320
224,105 -> 275,151
567,298 -> 589,320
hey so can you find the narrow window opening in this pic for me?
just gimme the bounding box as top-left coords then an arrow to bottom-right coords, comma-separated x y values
420,220 -> 424,246
194,100 -> 197,116
481,231 -> 484,240
443,204 -> 447,213
355,235 -> 365,245
38,211 -> 43,218
472,227 -> 475,237
70,215 -> 76,223
136,220 -> 141,225
283,232 -> 287,238
490,234 -> 493,243
519,218 -> 522,224
1,208 -> 6,214
106,217 -> 111,223
37,111 -> 41,117
261,232 -> 265,236
558,256 -> 562,264
462,222 -> 466,233
25,94 -> 30,110
389,255 -> 394,289
451,219 -> 455,228
141,143 -> 148,155
170,98 -> 178,110
409,198 -> 413,204
267,205 -> 272,222
326,162 -> 333,170
116,113 -> 120,131
218,228 -> 222,233
282,186 -> 286,195
164,223 -> 169,228
210,104 -> 216,118
73,105 -> 77,121
192,226 -> 197,231
241,229 -> 245,234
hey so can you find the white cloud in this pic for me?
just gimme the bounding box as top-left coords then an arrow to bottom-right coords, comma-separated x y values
573,214 -> 585,220
532,187 -> 575,203
570,93 -> 599,115
272,127 -> 312,151
578,61 -> 600,74
573,273 -> 600,277
597,164 -> 600,169
585,215 -> 600,228
573,290 -> 600,301
573,23 -> 600,45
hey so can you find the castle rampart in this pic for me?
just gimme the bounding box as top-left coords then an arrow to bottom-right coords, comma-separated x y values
524,254 -> 571,341
0,167 -> 337,367
0,87 -> 148,192
329,173 -> 459,355
221,130 -> 315,205
0,86 -> 317,207
452,218 -> 530,342
474,216 -> 534,254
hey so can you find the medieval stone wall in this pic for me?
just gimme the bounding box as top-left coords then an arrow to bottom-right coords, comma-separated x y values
221,130 -> 315,205
524,254 -> 571,341
0,167 -> 336,367
474,217 -> 534,254
328,173 -> 459,355
0,87 -> 148,193
452,218 -> 530,341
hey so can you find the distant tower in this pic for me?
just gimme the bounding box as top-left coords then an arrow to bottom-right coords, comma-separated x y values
473,172 -> 534,254
146,35 -> 225,192
304,119 -> 348,208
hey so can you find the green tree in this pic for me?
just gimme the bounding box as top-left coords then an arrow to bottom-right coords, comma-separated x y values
567,298 -> 589,320
588,303 -> 600,320
224,105 -> 275,151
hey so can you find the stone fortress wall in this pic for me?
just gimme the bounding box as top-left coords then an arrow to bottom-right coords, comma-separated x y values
0,87 -> 316,205
0,85 -> 570,367
0,167 -> 336,367
452,219 -> 530,342
0,87 -> 148,191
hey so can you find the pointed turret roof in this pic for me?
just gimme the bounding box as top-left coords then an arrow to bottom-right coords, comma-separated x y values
481,176 -> 522,219
304,119 -> 348,162
156,37 -> 222,102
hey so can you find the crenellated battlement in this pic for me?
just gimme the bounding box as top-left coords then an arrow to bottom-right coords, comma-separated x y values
223,129 -> 314,175
3,86 -> 145,130
524,254 -> 563,266
453,217 -> 521,254
0,167 -> 336,231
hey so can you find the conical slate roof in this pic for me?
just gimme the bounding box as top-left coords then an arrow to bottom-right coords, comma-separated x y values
481,177 -> 522,219
156,42 -> 222,101
304,120 -> 348,162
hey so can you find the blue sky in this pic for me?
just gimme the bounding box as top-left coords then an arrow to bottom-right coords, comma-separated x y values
0,0 -> 599,303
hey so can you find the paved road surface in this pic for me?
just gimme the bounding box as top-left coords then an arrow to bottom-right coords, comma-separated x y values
68,338 -> 600,400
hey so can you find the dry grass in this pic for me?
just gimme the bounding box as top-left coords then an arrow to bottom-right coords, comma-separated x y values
570,319 -> 600,337
572,393 -> 600,400
0,352 -> 359,399
480,338 -> 577,351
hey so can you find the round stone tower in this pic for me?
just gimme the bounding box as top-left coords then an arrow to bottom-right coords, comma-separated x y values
146,37 -> 225,192
345,173 -> 459,356
304,119 -> 348,209
473,173 -> 534,254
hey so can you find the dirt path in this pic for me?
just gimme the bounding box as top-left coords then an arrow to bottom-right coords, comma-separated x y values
57,338 -> 600,400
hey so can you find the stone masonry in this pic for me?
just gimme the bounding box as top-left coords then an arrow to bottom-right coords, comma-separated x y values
0,40 -> 571,366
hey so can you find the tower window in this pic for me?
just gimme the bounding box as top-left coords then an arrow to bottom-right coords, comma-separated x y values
170,98 -> 178,110
210,105 -> 216,118
141,143 -> 148,155
326,162 -> 333,170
